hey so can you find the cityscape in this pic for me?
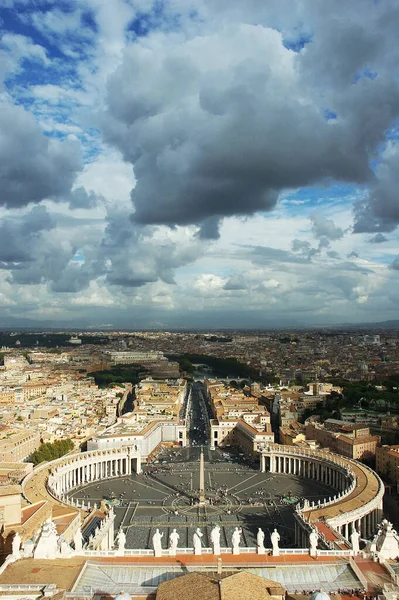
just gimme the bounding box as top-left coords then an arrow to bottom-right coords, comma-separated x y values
1,0 -> 399,599
0,328 -> 398,599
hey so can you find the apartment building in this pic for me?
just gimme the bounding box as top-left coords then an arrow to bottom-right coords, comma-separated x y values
0,426 -> 40,462
206,380 -> 274,456
305,421 -> 380,461
376,445 -> 399,488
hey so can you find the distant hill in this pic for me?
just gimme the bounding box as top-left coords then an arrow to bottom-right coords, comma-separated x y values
334,320 -> 399,330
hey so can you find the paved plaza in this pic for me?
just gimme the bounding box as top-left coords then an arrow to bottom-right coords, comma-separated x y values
67,447 -> 336,549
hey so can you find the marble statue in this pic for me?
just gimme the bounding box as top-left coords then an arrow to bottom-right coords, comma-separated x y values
368,520 -> 399,561
309,529 -> 318,557
33,519 -> 59,559
60,539 -> 73,557
12,532 -> 21,558
117,528 -> 126,552
257,528 -> 265,555
350,528 -> 360,556
73,528 -> 84,553
22,539 -> 34,558
271,528 -> 280,556
232,527 -> 242,555
169,529 -> 180,556
152,529 -> 163,557
193,528 -> 203,555
211,525 -> 221,555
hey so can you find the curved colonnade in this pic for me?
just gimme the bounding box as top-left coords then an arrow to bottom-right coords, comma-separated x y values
23,448 -> 142,511
22,444 -> 384,552
261,444 -> 384,546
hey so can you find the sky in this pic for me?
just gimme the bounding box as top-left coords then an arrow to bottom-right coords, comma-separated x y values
0,0 -> 399,329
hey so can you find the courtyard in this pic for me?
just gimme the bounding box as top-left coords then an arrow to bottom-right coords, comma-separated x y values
67,446 -> 336,550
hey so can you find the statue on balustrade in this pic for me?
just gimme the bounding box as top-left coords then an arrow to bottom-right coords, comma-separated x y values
232,527 -> 242,555
12,532 -> 21,558
193,528 -> 203,555
271,528 -> 280,556
350,528 -> 360,556
117,528 -> 126,553
33,518 -> 59,559
73,528 -> 84,553
152,528 -> 164,557
211,525 -> 221,555
309,529 -> 318,557
257,528 -> 265,554
169,529 -> 180,556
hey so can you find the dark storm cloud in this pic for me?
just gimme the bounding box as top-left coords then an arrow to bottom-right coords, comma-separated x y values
0,206 -> 55,264
0,103 -> 82,208
0,208 -> 101,291
101,4 -> 399,235
353,148 -> 399,233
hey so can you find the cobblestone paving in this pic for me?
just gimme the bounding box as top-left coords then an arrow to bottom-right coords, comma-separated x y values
67,447 -> 336,549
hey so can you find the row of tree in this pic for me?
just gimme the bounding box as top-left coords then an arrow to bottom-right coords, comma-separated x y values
88,364 -> 148,388
29,438 -> 74,466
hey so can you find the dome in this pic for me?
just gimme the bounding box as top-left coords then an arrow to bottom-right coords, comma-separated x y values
310,591 -> 331,600
114,592 -> 132,600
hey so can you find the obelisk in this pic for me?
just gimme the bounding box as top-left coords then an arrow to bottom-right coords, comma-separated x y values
199,446 -> 205,505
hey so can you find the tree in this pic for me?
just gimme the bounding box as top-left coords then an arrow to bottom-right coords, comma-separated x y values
29,438 -> 74,466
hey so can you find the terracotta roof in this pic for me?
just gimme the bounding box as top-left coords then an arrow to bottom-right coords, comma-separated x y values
156,572 -> 219,600
156,571 -> 285,600
220,572 -> 285,600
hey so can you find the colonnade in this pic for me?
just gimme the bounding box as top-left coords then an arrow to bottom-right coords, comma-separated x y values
260,445 -> 384,547
263,453 -> 350,492
335,510 -> 380,540
46,448 -> 142,502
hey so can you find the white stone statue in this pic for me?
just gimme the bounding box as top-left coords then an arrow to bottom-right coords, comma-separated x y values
371,520 -> 399,561
34,519 -> 59,559
60,539 -> 73,557
169,529 -> 180,556
22,539 -> 34,558
257,528 -> 265,555
12,532 -> 21,558
211,525 -> 221,555
117,528 -> 126,552
152,528 -> 163,557
232,527 -> 242,555
193,528 -> 203,555
271,528 -> 280,556
309,529 -> 318,556
351,528 -> 360,556
73,528 -> 84,553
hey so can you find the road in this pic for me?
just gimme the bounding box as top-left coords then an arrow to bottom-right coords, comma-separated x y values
186,382 -> 211,447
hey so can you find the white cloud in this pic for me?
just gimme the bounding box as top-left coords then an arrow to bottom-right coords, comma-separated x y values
0,0 -> 399,326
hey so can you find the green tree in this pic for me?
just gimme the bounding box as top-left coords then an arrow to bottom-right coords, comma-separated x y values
30,438 -> 74,466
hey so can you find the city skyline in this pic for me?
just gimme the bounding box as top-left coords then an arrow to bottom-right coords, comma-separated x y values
0,1 -> 399,329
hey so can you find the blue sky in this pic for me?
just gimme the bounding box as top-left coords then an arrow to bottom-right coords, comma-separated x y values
0,0 -> 398,328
